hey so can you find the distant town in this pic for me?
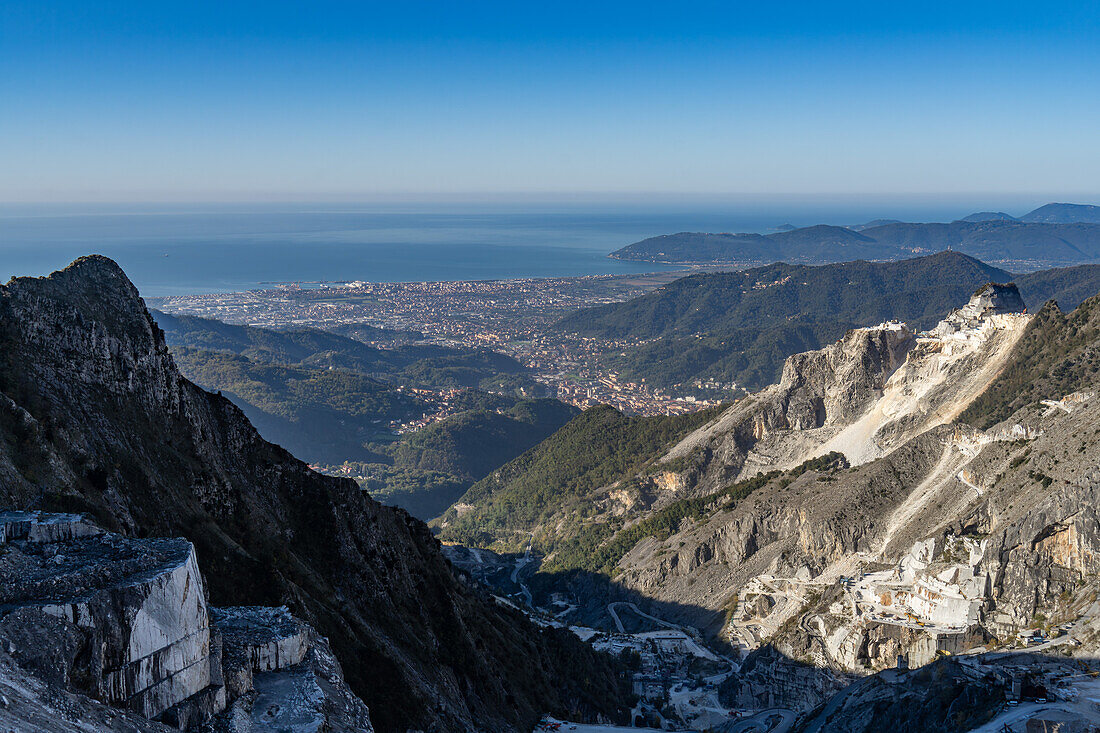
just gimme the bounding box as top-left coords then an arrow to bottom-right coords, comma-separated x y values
149,271 -> 747,418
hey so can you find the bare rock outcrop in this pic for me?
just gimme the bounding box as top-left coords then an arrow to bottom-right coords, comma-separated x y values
0,511 -> 373,732
0,512 -> 220,722
663,284 -> 1030,495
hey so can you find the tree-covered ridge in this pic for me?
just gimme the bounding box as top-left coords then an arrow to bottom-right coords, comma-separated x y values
171,346 -> 419,463
391,398 -> 579,480
557,252 -> 1019,390
172,345 -> 578,518
602,320 -> 848,392
558,255 -> 1100,392
438,404 -> 723,550
173,347 -> 414,420
369,398 -> 580,520
155,311 -> 577,519
1013,264 -> 1100,313
558,253 -> 1011,340
1020,202 -> 1100,224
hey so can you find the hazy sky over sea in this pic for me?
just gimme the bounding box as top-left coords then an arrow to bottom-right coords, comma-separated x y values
3,1 -> 1098,201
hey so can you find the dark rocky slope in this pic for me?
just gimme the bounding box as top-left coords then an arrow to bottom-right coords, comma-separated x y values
0,256 -> 628,732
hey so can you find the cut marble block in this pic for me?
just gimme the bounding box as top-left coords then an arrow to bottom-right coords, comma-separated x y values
212,606 -> 309,674
0,513 -> 224,723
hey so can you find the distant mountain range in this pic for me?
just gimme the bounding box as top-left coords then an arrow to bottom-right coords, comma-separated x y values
958,211 -> 1017,223
1018,202 -> 1100,223
960,203 -> 1100,224
610,202 -> 1100,267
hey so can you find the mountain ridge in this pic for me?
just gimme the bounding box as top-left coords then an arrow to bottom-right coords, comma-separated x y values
557,252 -> 1016,390
1020,201 -> 1100,223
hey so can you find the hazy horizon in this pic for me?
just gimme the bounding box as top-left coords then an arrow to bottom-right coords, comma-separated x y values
2,193 -> 1097,218
4,1 -> 1098,201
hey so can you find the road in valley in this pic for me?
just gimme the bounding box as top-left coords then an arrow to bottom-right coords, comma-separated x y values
607,601 -> 684,633
725,708 -> 796,733
511,538 -> 534,608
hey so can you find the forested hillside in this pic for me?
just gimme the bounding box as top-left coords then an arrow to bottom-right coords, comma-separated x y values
1013,264 -> 1100,312
558,253 -> 1009,340
155,311 -> 575,519
558,252 -> 1010,389
366,397 -> 579,519
557,254 -> 1100,392
170,346 -> 419,463
438,404 -> 722,551
153,310 -> 546,395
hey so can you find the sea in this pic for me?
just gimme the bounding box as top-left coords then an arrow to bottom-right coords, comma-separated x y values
0,199 -> 1031,296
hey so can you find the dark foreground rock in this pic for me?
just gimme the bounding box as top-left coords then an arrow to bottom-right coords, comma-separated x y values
0,256 -> 628,732
0,511 -> 373,732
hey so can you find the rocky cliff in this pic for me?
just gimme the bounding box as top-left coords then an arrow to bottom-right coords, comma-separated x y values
428,277 -> 1100,726
0,256 -> 628,732
436,285 -> 1033,602
663,283 -> 1031,491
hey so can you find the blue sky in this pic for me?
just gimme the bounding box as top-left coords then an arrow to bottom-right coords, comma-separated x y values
2,1 -> 1098,201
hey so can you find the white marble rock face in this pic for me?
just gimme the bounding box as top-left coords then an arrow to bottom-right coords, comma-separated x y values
0,512 -> 224,721
0,512 -> 375,732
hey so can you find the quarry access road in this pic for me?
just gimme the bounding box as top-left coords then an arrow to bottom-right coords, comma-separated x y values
725,708 -> 796,733
607,602 -> 683,633
511,539 -> 534,608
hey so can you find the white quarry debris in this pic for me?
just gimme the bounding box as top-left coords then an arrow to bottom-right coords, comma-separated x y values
653,286 -> 1063,685
816,304 -> 1030,467
0,511 -> 102,544
0,512 -> 373,732
726,531 -> 995,671
986,421 -> 1044,442
1041,390 -> 1094,416
857,536 -> 991,631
